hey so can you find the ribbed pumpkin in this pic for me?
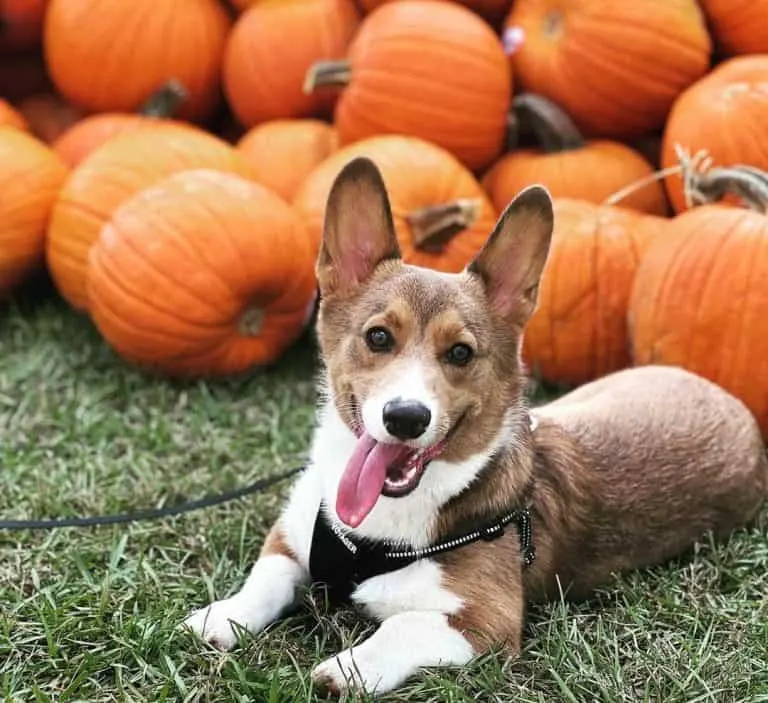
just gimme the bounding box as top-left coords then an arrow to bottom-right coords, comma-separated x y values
698,0 -> 768,56
237,119 -> 339,202
662,56 -> 768,213
46,124 -> 255,312
44,0 -> 229,122
523,198 -> 667,386
88,169 -> 317,378
0,99 -> 29,131
293,135 -> 498,270
223,0 -> 360,127
0,127 -> 68,297
482,94 -> 669,216
52,81 -> 188,168
629,166 -> 768,437
305,0 -> 511,172
503,0 -> 711,138
0,0 -> 47,52
357,0 -> 512,26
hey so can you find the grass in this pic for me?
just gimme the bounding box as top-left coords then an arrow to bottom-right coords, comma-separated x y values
1,282 -> 767,703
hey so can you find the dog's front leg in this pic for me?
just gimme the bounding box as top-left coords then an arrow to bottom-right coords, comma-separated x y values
182,522 -> 307,651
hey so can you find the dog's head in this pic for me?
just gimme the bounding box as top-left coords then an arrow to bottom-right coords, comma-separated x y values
315,157 -> 553,527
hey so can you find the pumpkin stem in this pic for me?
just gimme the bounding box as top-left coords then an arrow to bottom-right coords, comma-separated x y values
303,60 -> 351,95
139,80 -> 189,118
406,199 -> 482,253
508,93 -> 586,153
239,306 -> 264,336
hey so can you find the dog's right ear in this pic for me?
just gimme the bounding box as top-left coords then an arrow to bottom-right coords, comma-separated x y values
316,157 -> 401,297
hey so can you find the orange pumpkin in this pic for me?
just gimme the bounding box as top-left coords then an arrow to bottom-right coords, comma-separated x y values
629,166 -> 768,437
305,0 -> 511,173
16,93 -> 83,143
237,119 -> 339,202
223,0 -> 360,127
52,81 -> 188,168
357,0 -> 512,26
523,198 -> 667,386
503,0 -> 711,138
44,0 -> 229,122
293,135 -> 498,270
0,0 -> 47,52
0,98 -> 29,131
0,127 -> 68,297
662,56 -> 768,213
46,123 -> 255,312
88,169 -> 317,378
482,94 -> 669,216
698,0 -> 768,56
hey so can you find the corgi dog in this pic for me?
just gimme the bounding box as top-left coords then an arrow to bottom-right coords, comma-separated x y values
183,157 -> 768,697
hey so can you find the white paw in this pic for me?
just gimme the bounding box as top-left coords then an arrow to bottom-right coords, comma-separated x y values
311,648 -> 386,697
181,597 -> 253,651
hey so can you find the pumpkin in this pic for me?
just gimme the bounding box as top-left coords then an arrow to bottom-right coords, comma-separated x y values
0,127 -> 68,298
0,98 -> 29,131
662,56 -> 768,213
482,94 -> 669,216
0,0 -> 47,53
629,165 -> 768,437
223,0 -> 360,127
17,93 -> 83,143
503,0 -> 711,138
44,0 -> 230,122
357,0 -> 512,27
87,169 -> 317,377
46,123 -> 255,312
698,0 -> 768,56
522,198 -> 667,386
237,119 -> 339,202
293,135 -> 498,270
52,81 -> 188,168
304,0 -> 511,172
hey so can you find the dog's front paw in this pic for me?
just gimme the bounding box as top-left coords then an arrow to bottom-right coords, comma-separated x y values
181,597 -> 253,651
311,648 -> 389,698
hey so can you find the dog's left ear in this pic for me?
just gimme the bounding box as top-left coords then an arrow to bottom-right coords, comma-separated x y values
317,156 -> 401,297
467,185 -> 553,327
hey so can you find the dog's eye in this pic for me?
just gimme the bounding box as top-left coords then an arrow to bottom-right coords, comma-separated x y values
446,343 -> 473,366
365,326 -> 394,352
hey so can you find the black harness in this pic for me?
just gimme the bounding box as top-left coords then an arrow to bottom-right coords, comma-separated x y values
308,502 -> 536,602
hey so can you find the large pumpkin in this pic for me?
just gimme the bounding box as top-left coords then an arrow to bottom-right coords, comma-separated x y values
88,169 -> 317,378
44,0 -> 229,122
503,0 -> 711,138
0,99 -> 29,131
237,119 -> 339,202
482,94 -> 669,216
697,0 -> 768,56
523,198 -> 667,386
662,56 -> 768,213
629,166 -> 768,437
305,0 -> 511,172
0,127 -> 68,297
223,0 -> 360,126
46,124 -> 254,312
293,135 -> 498,270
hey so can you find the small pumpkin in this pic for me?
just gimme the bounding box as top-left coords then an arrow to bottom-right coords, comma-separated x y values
0,0 -> 47,53
629,164 -> 768,437
293,135 -> 498,270
697,0 -> 768,56
662,55 -> 768,213
52,81 -> 188,168
46,123 -> 255,312
237,119 -> 339,202
0,127 -> 68,297
503,0 -> 711,138
17,92 -> 82,143
357,0 -> 512,26
523,198 -> 667,386
304,0 -> 511,172
44,0 -> 230,122
223,0 -> 360,127
482,94 -> 669,216
88,169 -> 317,378
0,98 -> 29,131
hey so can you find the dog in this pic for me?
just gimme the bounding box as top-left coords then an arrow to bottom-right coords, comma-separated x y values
183,156 -> 768,697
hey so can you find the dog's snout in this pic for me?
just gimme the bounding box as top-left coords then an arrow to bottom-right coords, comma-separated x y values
382,399 -> 431,440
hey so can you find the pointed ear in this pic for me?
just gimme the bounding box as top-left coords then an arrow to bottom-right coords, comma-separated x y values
467,185 -> 554,326
316,156 -> 401,297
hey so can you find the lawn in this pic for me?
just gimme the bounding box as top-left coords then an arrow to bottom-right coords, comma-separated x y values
1,284 -> 767,703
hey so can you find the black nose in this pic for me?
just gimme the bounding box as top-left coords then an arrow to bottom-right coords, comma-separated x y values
382,399 -> 431,440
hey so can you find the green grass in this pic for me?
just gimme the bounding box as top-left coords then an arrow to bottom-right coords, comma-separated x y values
1,283 -> 767,703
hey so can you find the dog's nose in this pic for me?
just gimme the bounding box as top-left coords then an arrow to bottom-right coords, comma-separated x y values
382,399 -> 431,440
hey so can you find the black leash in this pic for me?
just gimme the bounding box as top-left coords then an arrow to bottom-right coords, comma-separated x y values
0,465 -> 304,531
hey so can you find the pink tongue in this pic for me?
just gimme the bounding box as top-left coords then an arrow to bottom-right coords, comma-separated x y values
336,431 -> 412,528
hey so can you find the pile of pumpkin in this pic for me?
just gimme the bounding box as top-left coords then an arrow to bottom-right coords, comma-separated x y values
1,0 -> 768,435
